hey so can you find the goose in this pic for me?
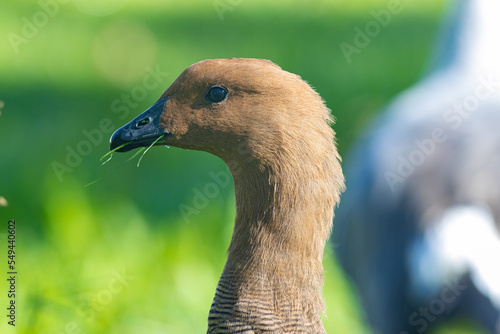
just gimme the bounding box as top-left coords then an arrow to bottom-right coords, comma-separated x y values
110,58 -> 345,333
334,0 -> 500,333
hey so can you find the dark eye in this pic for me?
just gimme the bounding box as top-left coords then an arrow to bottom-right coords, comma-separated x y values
206,86 -> 228,103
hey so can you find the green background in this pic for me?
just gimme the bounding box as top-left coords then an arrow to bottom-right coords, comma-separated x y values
0,0 -> 484,333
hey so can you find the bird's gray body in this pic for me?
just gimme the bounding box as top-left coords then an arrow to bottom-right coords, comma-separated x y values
334,0 -> 500,332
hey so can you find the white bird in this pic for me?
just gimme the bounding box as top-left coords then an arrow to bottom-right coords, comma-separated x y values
334,0 -> 500,333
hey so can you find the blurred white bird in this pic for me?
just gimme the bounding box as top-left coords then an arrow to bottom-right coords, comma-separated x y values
334,0 -> 500,333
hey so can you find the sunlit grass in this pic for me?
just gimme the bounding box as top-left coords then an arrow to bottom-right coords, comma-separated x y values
14,178 -> 220,333
9,175 -> 486,333
8,177 -> 367,333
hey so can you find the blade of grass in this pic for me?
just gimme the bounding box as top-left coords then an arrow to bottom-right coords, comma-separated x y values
84,177 -> 103,188
100,143 -> 129,165
137,135 -> 164,167
101,154 -> 114,165
86,135 -> 165,187
85,147 -> 146,187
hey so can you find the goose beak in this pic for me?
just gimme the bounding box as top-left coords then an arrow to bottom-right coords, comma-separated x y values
110,97 -> 170,152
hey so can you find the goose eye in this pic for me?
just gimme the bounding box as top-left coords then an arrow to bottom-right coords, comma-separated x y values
206,86 -> 227,103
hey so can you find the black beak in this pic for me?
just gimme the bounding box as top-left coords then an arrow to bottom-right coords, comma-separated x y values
110,97 -> 170,152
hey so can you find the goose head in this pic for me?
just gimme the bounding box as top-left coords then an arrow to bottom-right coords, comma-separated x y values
110,58 -> 337,172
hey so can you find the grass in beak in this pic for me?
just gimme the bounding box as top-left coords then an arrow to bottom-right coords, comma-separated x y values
136,135 -> 164,167
86,135 -> 165,187
85,148 -> 145,188
100,143 -> 129,165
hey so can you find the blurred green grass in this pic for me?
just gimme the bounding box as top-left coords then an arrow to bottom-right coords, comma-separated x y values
0,0 -> 484,333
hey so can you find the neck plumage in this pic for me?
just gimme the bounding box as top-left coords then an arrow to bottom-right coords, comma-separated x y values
208,136 -> 342,333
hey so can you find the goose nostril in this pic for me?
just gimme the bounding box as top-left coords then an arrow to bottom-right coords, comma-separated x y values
136,117 -> 151,128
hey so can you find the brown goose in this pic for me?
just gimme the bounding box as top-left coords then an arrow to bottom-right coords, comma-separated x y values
110,58 -> 344,333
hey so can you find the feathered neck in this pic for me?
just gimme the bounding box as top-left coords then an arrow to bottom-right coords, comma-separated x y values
208,109 -> 343,332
